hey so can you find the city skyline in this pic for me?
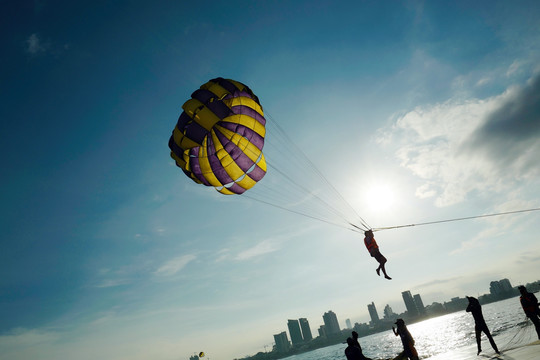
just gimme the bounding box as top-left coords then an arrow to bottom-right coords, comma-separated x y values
266,277 -> 539,354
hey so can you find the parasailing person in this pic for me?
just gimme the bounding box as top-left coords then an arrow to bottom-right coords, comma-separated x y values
364,230 -> 391,280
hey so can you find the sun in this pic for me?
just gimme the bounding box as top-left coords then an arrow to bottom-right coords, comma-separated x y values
364,183 -> 396,212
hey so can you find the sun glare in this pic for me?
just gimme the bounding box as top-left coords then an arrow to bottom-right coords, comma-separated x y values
364,184 -> 396,212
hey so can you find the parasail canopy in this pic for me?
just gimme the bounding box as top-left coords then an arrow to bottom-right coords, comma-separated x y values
169,78 -> 267,195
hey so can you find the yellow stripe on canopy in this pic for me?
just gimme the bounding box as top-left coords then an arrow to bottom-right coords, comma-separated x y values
173,127 -> 200,149
201,81 -> 230,99
197,139 -> 226,188
224,96 -> 264,117
210,130 -> 259,191
223,114 -> 266,139
217,187 -> 236,195
182,99 -> 222,131
214,125 -> 264,164
170,151 -> 186,168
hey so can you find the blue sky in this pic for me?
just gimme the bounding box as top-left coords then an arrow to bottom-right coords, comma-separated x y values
2,1 -> 540,359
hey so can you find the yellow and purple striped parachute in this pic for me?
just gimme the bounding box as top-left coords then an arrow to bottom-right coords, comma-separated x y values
168,78 -> 267,195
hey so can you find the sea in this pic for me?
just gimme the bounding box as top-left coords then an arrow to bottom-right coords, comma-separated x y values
277,297 -> 538,360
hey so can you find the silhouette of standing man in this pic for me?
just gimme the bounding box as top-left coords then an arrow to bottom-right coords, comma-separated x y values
518,285 -> 540,339
364,230 -> 391,280
466,296 -> 500,355
345,337 -> 364,360
351,331 -> 372,360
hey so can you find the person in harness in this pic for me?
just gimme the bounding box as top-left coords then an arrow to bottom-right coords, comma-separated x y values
364,230 -> 391,280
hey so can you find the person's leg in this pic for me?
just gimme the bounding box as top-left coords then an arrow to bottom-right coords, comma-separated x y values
475,325 -> 482,355
529,315 -> 540,339
483,326 -> 499,354
378,255 -> 391,279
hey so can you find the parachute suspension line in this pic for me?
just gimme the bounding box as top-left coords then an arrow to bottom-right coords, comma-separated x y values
371,207 -> 540,232
498,317 -> 534,352
267,114 -> 370,230
241,192 -> 365,233
264,162 -> 363,227
235,127 -> 360,229
264,113 -> 371,231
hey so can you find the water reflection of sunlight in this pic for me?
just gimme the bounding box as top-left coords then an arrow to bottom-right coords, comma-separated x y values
407,313 -> 473,358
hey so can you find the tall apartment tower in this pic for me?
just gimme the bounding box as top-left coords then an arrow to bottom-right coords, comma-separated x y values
299,318 -> 313,341
413,294 -> 426,315
318,325 -> 326,337
287,319 -> 303,346
490,278 -> 513,296
499,278 -> 512,291
383,304 -> 395,319
322,310 -> 341,335
273,331 -> 290,353
367,302 -> 380,324
402,290 -> 419,317
346,318 -> 352,329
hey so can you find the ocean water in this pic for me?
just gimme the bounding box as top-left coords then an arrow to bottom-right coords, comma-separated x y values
278,297 -> 538,360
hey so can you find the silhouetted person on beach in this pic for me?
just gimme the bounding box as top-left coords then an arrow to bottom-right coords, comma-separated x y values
466,296 -> 500,355
392,319 -> 419,360
518,285 -> 540,339
364,230 -> 391,280
351,331 -> 372,360
345,337 -> 364,360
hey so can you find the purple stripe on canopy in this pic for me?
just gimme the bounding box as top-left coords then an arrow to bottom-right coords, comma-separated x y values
184,121 -> 208,145
219,123 -> 265,150
206,99 -> 232,119
191,88 -> 215,103
205,135 -> 236,186
176,112 -> 192,133
248,165 -> 266,181
168,136 -> 182,157
230,105 -> 266,125
225,182 -> 246,194
187,149 -> 212,186
232,90 -> 257,100
211,77 -> 238,94
214,130 -> 257,170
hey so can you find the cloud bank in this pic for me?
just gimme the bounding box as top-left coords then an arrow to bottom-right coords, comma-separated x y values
384,73 -> 540,207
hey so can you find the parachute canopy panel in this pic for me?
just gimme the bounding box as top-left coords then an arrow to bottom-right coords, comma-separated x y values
169,78 -> 267,194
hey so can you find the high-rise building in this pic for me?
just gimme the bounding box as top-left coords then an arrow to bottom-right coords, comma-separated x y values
383,304 -> 395,319
299,318 -> 313,341
402,290 -> 419,317
273,331 -> 290,353
492,279 -> 513,293
367,302 -> 380,324
413,294 -> 426,315
287,319 -> 303,346
346,318 -> 352,329
318,325 -> 326,337
323,310 -> 341,335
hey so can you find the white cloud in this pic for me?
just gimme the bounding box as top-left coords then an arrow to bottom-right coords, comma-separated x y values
25,34 -> 46,54
235,239 -> 280,260
0,328 -> 59,348
384,74 -> 540,207
93,278 -> 131,288
154,254 -> 196,276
